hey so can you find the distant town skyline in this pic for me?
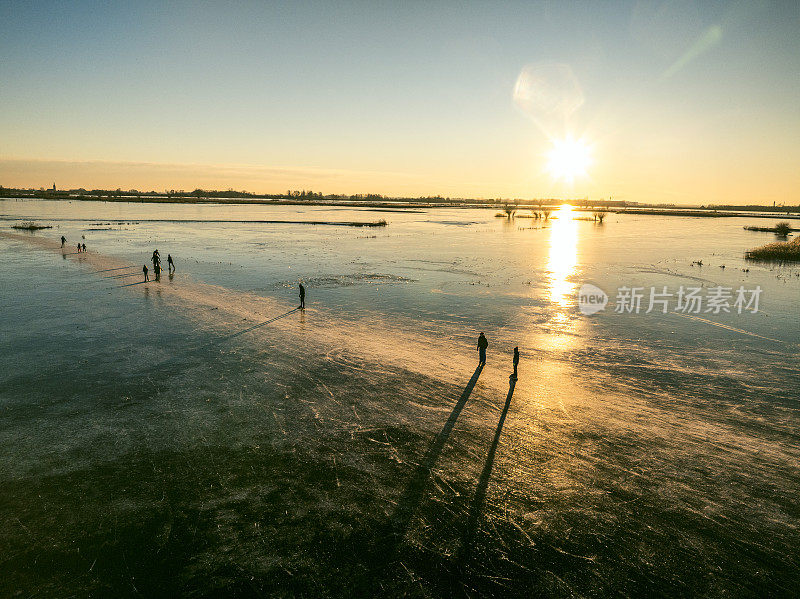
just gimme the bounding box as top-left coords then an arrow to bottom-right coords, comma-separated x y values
1,1 -> 798,205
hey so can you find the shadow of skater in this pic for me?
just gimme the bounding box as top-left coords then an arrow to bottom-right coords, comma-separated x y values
383,363 -> 484,545
204,308 -> 299,347
129,308 -> 300,375
457,374 -> 517,564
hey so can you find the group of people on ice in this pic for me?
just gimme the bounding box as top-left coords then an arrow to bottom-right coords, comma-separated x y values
143,249 -> 174,282
61,235 -> 86,253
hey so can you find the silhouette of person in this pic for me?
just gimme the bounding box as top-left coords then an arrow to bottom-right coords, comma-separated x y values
143,264 -> 149,282
152,250 -> 160,268
82,243 -> 86,252
513,346 -> 519,378
61,236 -> 66,247
299,283 -> 306,309
167,254 -> 174,272
77,242 -> 81,252
477,332 -> 488,364
154,261 -> 161,281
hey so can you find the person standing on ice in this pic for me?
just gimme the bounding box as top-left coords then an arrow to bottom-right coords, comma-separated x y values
299,282 -> 306,309
61,236 -> 66,247
167,254 -> 175,273
513,346 -> 519,378
143,264 -> 149,282
477,332 -> 488,365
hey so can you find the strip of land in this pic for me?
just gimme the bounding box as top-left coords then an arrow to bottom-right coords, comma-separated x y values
743,225 -> 800,232
3,217 -> 387,227
2,190 -> 799,219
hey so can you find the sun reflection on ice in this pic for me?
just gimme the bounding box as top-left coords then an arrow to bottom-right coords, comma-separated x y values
546,204 -> 578,312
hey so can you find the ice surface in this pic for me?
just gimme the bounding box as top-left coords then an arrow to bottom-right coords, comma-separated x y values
1,201 -> 798,596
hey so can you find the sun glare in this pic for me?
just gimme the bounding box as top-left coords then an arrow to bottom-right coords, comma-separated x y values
546,136 -> 592,183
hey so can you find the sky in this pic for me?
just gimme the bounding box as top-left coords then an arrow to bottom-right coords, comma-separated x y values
1,0 -> 798,204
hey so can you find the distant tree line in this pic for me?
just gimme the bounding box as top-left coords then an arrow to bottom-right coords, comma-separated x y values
0,184 -> 797,212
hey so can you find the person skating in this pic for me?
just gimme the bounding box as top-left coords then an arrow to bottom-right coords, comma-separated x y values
143,264 -> 149,282
477,332 -> 488,365
61,236 -> 66,247
167,254 -> 174,273
299,282 -> 306,309
513,346 -> 519,378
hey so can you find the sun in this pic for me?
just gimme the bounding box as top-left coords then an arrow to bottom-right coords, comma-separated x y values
546,136 -> 592,183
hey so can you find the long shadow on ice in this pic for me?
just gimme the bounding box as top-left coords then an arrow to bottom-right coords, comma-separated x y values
141,308 -> 300,374
202,307 -> 299,347
458,374 -> 516,564
91,265 -> 139,273
383,363 -> 484,544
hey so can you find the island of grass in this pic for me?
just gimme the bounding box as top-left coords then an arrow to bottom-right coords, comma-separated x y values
11,221 -> 52,230
746,237 -> 800,262
744,222 -> 796,235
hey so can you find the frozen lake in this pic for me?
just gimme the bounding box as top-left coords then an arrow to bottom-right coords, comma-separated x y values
1,198 -> 798,596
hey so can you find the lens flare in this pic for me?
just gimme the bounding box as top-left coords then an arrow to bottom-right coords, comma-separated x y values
513,63 -> 584,139
546,136 -> 592,183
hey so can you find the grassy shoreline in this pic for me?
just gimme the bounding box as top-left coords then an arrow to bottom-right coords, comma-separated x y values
746,237 -> 800,262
